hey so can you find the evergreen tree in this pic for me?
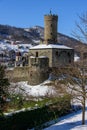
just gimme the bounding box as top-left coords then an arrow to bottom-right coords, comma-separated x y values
0,65 -> 9,115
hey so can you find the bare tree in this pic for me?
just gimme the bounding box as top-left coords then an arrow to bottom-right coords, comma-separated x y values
72,12 -> 87,44
67,65 -> 87,125
52,64 -> 87,125
68,12 -> 87,124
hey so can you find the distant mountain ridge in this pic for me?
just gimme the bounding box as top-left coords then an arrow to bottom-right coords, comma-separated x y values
0,24 -> 87,54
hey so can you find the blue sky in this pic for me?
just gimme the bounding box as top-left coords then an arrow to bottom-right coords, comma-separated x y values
0,0 -> 87,37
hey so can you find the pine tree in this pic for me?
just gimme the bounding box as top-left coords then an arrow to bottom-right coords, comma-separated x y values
0,65 -> 9,115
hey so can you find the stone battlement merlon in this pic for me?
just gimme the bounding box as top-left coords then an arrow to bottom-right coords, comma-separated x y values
44,15 -> 58,21
45,14 -> 58,16
44,14 -> 58,17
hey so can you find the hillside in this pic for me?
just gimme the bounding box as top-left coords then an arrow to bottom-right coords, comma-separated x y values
0,24 -> 87,54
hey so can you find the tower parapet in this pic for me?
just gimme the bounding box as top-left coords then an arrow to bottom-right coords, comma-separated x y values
44,14 -> 58,44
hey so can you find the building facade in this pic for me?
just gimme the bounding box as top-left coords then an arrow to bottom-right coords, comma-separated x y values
29,44 -> 74,67
28,13 -> 74,85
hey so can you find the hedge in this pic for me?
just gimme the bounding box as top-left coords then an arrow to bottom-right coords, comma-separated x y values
0,95 -> 71,130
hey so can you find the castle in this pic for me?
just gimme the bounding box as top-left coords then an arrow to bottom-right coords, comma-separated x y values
28,12 -> 74,85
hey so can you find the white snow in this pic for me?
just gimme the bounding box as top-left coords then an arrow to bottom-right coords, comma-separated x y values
32,39 -> 40,43
10,81 -> 55,97
44,105 -> 87,130
8,80 -> 87,130
38,56 -> 48,58
30,44 -> 72,50
74,54 -> 80,62
0,41 -> 32,53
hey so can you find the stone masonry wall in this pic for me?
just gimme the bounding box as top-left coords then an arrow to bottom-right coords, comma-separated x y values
29,49 -> 52,67
6,67 -> 29,82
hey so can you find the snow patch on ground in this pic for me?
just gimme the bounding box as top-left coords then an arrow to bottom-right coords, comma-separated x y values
10,81 -> 55,97
44,106 -> 87,130
9,80 -> 87,130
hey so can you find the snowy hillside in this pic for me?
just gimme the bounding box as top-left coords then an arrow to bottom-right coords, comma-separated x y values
0,24 -> 86,55
0,40 -> 32,52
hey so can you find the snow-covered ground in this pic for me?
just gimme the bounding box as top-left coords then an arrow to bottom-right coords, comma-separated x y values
74,54 -> 80,62
8,80 -> 87,130
9,81 -> 56,97
44,105 -> 87,130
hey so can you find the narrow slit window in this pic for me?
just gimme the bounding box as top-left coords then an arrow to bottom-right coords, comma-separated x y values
36,52 -> 38,57
56,51 -> 58,56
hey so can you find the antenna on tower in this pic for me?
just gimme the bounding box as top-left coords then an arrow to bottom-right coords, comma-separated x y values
50,8 -> 52,15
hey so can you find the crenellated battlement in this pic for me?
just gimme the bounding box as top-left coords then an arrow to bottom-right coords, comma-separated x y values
44,14 -> 58,17
44,15 -> 58,21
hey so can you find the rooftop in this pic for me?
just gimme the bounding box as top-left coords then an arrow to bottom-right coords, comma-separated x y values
30,43 -> 72,50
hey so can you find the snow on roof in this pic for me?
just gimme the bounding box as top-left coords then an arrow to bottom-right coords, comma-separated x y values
30,43 -> 72,50
30,56 -> 35,58
39,56 -> 48,58
30,56 -> 48,58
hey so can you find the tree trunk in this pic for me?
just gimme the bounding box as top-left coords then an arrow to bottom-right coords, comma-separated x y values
82,97 -> 85,125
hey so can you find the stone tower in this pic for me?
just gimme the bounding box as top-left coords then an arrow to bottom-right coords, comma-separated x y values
44,12 -> 58,44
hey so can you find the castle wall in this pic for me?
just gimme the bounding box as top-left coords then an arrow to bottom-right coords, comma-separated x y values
28,56 -> 49,85
29,49 -> 52,67
28,66 -> 49,85
6,67 -> 29,82
6,66 -> 49,85
52,48 -> 74,67
29,48 -> 74,68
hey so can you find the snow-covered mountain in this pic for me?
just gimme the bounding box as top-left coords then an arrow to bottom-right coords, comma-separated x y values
0,24 -> 87,60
